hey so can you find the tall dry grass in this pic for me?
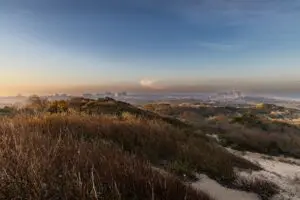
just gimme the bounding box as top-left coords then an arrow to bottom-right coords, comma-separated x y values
3,113 -> 259,183
0,114 -> 211,200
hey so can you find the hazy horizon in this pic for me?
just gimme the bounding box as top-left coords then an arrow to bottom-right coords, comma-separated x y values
1,0 -> 300,95
1,79 -> 300,97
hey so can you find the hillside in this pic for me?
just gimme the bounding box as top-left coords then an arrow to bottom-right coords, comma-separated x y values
67,97 -> 189,128
144,102 -> 300,158
0,97 -> 291,200
143,102 -> 300,199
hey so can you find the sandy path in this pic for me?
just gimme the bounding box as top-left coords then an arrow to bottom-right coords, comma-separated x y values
191,174 -> 260,200
229,149 -> 300,200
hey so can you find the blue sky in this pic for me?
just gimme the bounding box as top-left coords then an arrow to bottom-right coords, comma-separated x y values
0,0 -> 300,94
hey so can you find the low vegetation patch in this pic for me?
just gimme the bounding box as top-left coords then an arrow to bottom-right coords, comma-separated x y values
235,177 -> 280,200
213,124 -> 300,158
146,103 -> 300,159
0,106 -> 16,116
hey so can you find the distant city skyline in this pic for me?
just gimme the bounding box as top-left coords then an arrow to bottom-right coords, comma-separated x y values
1,0 -> 300,95
1,79 -> 300,96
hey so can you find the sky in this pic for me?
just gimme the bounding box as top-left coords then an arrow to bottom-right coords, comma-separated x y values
0,0 -> 300,95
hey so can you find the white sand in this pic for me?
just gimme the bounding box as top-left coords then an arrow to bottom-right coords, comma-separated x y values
229,149 -> 300,200
154,138 -> 300,200
191,174 -> 260,200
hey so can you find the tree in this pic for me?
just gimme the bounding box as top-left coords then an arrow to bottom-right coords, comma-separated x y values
27,95 -> 48,110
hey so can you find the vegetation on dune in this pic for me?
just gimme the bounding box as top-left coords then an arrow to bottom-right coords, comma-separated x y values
235,177 -> 280,200
210,114 -> 300,158
0,106 -> 16,116
38,97 -> 189,128
217,127 -> 300,158
144,103 -> 241,119
8,113 -> 259,184
147,103 -> 300,159
0,119 -> 210,200
0,97 -> 282,199
231,113 -> 298,132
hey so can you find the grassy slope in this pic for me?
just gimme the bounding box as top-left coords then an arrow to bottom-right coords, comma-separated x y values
0,113 -> 211,200
13,113 -> 259,182
69,97 -> 189,128
209,114 -> 300,158
0,98 -> 281,199
145,103 -> 300,159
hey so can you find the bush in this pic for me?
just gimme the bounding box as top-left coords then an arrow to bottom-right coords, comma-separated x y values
47,100 -> 69,113
27,95 -> 48,110
0,106 -> 16,115
235,177 -> 279,200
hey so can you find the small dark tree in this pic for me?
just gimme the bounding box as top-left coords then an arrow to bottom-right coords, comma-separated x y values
27,95 -> 48,111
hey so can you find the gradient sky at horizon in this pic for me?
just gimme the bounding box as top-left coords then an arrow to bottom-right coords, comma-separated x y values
1,0 -> 300,94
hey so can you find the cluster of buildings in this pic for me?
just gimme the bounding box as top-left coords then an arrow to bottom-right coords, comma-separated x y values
82,91 -> 128,99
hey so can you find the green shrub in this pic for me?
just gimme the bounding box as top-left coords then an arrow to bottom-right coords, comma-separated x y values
0,106 -> 16,115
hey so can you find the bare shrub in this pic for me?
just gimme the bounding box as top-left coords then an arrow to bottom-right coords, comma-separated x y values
235,177 -> 280,200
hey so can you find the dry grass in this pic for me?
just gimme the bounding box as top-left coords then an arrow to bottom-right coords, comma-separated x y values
12,113 -> 259,182
69,97 -> 189,128
0,114 -> 211,200
214,124 -> 300,158
198,115 -> 300,159
235,177 -> 280,200
0,98 -> 273,199
145,103 -> 300,159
